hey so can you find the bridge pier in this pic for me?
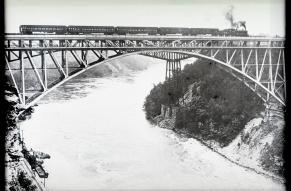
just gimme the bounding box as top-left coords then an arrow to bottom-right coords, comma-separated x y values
139,51 -> 184,80
165,52 -> 182,79
264,99 -> 285,120
166,60 -> 181,79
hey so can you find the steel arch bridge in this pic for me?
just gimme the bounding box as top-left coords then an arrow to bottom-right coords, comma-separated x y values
4,34 -> 286,108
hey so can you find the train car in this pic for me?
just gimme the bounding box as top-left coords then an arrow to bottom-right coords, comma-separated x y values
158,27 -> 189,35
234,30 -> 248,37
115,26 -> 158,35
219,29 -> 248,37
19,25 -> 67,34
67,25 -> 115,35
188,28 -> 219,36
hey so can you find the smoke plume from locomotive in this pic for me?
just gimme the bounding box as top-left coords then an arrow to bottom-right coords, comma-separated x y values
225,5 -> 235,28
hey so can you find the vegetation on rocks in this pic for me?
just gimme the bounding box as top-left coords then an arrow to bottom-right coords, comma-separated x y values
259,118 -> 284,177
144,59 -> 264,147
5,83 -> 40,191
17,171 -> 37,191
144,58 -> 285,178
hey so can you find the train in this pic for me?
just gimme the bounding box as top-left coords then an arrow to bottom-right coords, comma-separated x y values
19,25 -> 248,37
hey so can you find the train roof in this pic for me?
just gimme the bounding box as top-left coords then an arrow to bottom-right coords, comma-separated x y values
67,25 -> 115,28
188,28 -> 219,30
116,26 -> 157,28
20,25 -> 67,28
159,27 -> 189,29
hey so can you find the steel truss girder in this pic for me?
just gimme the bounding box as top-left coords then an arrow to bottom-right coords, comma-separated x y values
4,34 -> 285,107
140,51 -> 194,61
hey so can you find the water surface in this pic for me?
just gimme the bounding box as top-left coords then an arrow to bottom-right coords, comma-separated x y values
20,61 -> 284,190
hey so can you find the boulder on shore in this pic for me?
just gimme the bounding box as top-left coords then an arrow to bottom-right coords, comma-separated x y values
33,151 -> 51,159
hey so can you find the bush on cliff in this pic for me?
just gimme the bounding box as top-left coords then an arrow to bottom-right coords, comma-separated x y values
17,171 -> 37,191
260,121 -> 284,177
144,77 -> 184,121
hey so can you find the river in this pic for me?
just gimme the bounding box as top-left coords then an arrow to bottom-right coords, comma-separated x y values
20,58 -> 284,190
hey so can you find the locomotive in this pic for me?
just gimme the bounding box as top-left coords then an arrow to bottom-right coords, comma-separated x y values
19,25 -> 248,37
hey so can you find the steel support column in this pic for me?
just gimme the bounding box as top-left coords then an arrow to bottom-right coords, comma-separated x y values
61,40 -> 68,75
7,40 -> 11,61
20,40 -> 25,105
40,40 -> 47,89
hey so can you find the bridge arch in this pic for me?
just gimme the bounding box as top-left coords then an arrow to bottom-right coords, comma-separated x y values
22,50 -> 284,109
152,50 -> 284,105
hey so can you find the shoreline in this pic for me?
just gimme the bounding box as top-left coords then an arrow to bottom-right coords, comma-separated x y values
171,128 -> 285,184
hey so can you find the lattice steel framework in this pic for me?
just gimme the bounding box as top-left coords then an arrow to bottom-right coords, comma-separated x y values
4,34 -> 285,108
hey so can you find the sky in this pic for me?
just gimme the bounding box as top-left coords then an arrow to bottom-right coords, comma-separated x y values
5,0 -> 285,36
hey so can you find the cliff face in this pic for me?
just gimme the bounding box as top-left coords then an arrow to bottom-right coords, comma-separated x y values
218,104 -> 284,178
154,104 -> 178,130
5,88 -> 24,179
154,82 -> 285,179
5,85 -> 45,191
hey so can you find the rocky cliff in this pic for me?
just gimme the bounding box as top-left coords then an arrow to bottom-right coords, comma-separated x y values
154,82 -> 285,181
154,104 -> 178,130
218,104 -> 284,179
5,84 -> 33,190
5,84 -> 48,191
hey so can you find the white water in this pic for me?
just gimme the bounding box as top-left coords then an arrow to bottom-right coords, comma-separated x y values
20,60 -> 284,190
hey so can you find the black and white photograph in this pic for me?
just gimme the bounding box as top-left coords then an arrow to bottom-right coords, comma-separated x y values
4,0 -> 286,190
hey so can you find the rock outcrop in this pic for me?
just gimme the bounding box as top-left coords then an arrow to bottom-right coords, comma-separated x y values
5,84 -> 47,191
154,104 -> 178,130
